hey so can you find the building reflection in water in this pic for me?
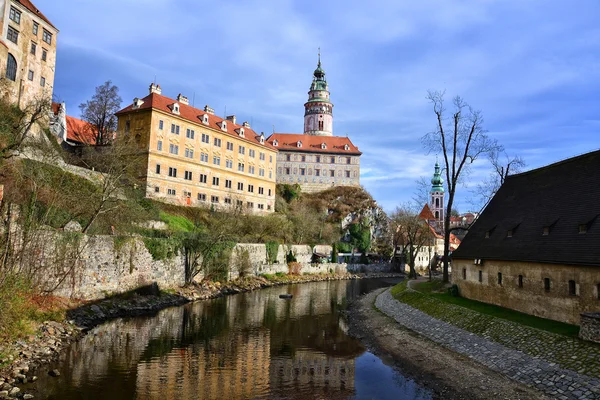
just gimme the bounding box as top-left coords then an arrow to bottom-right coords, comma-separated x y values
33,279 -> 422,400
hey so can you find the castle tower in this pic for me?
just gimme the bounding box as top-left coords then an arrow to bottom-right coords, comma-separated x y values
303,51 -> 333,136
430,162 -> 445,224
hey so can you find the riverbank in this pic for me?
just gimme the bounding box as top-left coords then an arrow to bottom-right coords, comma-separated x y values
0,272 -> 402,398
347,288 -> 548,400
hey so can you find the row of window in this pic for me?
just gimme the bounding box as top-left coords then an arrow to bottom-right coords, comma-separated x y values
156,164 -> 272,196
26,69 -> 46,86
284,154 -> 353,164
486,222 -> 594,239
281,167 -> 356,178
7,6 -> 53,44
30,41 -> 49,61
158,187 -> 271,210
465,269 -> 600,299
158,121 -> 273,162
158,141 -> 273,178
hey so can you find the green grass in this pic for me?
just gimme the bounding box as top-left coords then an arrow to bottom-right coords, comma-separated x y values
393,280 -> 579,337
159,211 -> 195,232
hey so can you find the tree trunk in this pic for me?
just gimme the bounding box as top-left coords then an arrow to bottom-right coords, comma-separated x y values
443,191 -> 455,283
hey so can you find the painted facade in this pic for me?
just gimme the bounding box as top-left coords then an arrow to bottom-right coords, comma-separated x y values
0,0 -> 58,108
267,55 -> 362,193
116,84 -> 277,213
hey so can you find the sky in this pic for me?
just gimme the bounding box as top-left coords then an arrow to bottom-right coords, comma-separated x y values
41,0 -> 600,213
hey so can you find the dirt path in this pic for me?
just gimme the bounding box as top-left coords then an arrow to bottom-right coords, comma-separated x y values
347,288 -> 548,400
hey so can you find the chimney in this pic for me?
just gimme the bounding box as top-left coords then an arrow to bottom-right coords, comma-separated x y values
226,115 -> 236,125
177,93 -> 189,105
242,121 -> 250,128
149,83 -> 162,95
204,105 -> 215,115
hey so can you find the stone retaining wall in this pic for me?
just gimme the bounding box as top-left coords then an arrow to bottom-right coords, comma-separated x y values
579,313 -> 600,343
43,236 -> 391,300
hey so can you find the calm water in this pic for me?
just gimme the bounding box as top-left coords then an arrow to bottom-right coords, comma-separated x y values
28,278 -> 431,399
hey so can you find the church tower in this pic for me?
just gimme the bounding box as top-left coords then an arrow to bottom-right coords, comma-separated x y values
430,161 -> 445,225
303,51 -> 333,136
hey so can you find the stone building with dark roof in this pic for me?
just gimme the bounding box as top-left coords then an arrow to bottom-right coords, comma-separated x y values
451,150 -> 600,325
266,55 -> 361,193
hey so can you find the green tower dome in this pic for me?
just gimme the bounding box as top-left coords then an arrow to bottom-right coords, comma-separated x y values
431,162 -> 444,193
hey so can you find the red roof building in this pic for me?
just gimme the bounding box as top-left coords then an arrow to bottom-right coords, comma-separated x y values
267,56 -> 362,193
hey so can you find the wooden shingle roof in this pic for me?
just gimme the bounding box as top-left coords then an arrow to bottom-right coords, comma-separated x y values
453,150 -> 600,267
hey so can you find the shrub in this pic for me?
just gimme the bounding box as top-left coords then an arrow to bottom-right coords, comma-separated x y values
287,262 -> 302,275
448,284 -> 460,297
331,243 -> 338,263
286,250 -> 297,263
143,237 -> 181,261
234,247 -> 252,278
266,241 -> 279,264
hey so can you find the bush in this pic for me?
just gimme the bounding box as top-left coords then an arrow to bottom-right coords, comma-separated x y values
331,243 -> 338,263
234,247 -> 252,278
448,284 -> 460,297
0,275 -> 33,341
286,250 -> 297,263
287,262 -> 302,275
266,241 -> 279,264
143,237 -> 181,260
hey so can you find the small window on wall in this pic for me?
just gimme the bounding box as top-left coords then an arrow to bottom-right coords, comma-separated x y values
497,272 -> 502,286
462,268 -> 466,280
154,186 -> 159,193
568,280 -> 576,296
518,275 -> 523,288
544,278 -> 551,292
478,270 -> 482,283
597,283 -> 600,300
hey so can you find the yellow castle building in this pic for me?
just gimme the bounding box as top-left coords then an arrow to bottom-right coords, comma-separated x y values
116,83 -> 277,213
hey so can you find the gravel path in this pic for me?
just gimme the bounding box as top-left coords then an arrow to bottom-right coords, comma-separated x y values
376,288 -> 600,400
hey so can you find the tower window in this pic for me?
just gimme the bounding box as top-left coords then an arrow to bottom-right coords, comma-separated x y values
435,211 -> 439,219
318,121 -> 324,130
462,268 -> 466,280
435,198 -> 440,207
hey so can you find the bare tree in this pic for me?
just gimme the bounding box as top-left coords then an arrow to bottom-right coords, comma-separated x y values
0,96 -> 50,162
79,81 -> 122,145
471,148 -> 526,212
422,91 -> 500,282
412,176 -> 430,207
389,205 -> 433,279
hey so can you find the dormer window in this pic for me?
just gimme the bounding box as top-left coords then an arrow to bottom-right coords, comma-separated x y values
542,226 -> 550,236
170,103 -> 180,115
202,114 -> 209,125
297,141 -> 302,148
260,133 -> 265,144
221,120 -> 227,132
485,231 -> 490,239
133,97 -> 144,109
273,139 -> 278,147
239,127 -> 245,137
344,144 -> 350,151
321,143 -> 327,150
507,230 -> 513,238
579,224 -> 587,234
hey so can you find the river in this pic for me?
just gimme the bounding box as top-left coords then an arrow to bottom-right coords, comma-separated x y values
29,278 -> 432,399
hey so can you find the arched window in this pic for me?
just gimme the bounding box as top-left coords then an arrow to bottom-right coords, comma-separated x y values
435,211 -> 439,219
435,198 -> 440,207
6,54 -> 17,81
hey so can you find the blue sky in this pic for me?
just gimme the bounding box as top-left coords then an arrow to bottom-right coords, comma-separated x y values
42,0 -> 600,213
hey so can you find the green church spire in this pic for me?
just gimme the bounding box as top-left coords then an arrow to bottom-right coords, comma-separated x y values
431,162 -> 444,193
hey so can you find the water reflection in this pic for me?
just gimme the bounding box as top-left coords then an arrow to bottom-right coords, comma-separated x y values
32,278 -> 431,399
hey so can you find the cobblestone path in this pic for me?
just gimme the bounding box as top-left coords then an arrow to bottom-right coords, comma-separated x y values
376,289 -> 600,400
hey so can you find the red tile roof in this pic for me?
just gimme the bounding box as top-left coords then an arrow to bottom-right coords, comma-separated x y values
419,204 -> 436,221
66,116 -> 97,145
51,101 -> 60,115
116,92 -> 277,151
15,0 -> 57,30
266,133 -> 361,155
